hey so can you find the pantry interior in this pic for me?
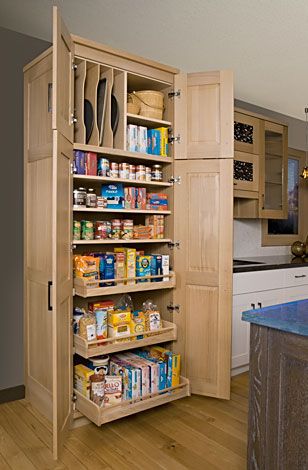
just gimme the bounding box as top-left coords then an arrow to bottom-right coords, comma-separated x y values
24,7 -> 233,458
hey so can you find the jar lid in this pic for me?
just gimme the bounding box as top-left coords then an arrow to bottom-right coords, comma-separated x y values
152,164 -> 162,169
78,187 -> 87,191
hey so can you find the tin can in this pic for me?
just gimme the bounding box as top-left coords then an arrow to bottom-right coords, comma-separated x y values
97,157 -> 110,177
136,165 -> 146,181
145,166 -> 151,182
96,196 -> 107,208
73,187 -> 87,208
86,188 -> 97,208
119,163 -> 130,180
95,221 -> 111,239
122,219 -> 134,239
128,164 -> 136,180
110,162 -> 119,179
73,220 -> 81,240
151,164 -> 163,181
111,219 -> 121,239
81,220 -> 94,240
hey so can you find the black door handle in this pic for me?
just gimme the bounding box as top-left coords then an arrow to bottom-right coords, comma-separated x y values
251,303 -> 255,309
48,281 -> 53,311
258,302 -> 262,308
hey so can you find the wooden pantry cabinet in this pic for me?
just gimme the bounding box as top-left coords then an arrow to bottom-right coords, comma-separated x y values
24,7 -> 234,459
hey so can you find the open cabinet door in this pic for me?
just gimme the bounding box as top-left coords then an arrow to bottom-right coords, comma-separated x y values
52,6 -> 74,142
52,131 -> 73,458
174,70 -> 233,159
52,6 -> 74,459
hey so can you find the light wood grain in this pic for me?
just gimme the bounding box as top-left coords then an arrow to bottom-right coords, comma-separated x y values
233,150 -> 259,193
74,59 -> 86,144
73,174 -> 172,186
234,112 -> 261,155
84,62 -> 100,146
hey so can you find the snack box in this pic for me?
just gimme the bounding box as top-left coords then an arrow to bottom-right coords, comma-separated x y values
101,183 -> 124,210
114,251 -> 125,286
145,214 -> 164,239
147,129 -> 160,155
85,152 -> 97,176
146,346 -> 180,387
124,187 -> 136,209
108,309 -> 131,341
74,150 -> 85,175
155,127 -> 169,157
88,300 -> 114,312
130,310 -> 146,340
127,124 -> 138,152
136,188 -> 146,210
118,352 -> 150,396
146,193 -> 168,211
104,376 -> 122,406
74,364 -> 94,399
114,248 -> 136,285
73,255 -> 99,282
113,354 -> 141,399
137,126 -> 147,153
133,351 -> 160,393
150,254 -> 162,282
162,255 -> 170,281
136,255 -> 151,283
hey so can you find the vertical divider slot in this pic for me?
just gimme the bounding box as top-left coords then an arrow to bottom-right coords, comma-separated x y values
84,62 -> 100,146
113,70 -> 127,150
74,59 -> 86,144
100,66 -> 114,148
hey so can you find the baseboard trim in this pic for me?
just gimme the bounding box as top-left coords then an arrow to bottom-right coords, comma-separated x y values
0,385 -> 25,404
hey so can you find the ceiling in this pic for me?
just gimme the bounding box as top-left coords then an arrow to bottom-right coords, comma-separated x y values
1,0 -> 308,120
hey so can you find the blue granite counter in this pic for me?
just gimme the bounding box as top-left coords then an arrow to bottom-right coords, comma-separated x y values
242,299 -> 308,337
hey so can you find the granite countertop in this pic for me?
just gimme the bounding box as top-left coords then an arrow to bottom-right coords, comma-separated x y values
242,299 -> 308,337
233,255 -> 308,273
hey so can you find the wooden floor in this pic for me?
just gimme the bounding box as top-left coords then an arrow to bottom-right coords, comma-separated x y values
0,373 -> 248,470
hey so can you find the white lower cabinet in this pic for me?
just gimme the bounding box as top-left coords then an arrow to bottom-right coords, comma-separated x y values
232,267 -> 308,375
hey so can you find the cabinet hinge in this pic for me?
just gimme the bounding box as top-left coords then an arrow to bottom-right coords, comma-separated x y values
168,176 -> 181,185
71,113 -> 77,125
168,134 -> 181,144
167,303 -> 180,313
168,89 -> 181,99
168,240 -> 180,249
72,62 -> 77,71
72,393 -> 77,410
71,242 -> 76,252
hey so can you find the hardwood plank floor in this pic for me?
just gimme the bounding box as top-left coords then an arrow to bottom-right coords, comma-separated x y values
0,373 -> 248,470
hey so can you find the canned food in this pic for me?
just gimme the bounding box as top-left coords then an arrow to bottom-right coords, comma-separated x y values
95,221 -> 111,239
119,163 -> 130,180
73,187 -> 87,207
96,196 -> 107,208
97,157 -> 110,177
121,219 -> 134,239
86,188 -> 97,208
110,162 -> 119,179
128,164 -> 136,180
73,220 -> 81,240
136,165 -> 146,181
111,219 -> 121,239
145,166 -> 151,182
81,220 -> 94,240
151,164 -> 163,181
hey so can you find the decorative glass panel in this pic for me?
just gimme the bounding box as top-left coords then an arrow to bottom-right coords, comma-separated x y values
264,129 -> 283,210
234,160 -> 253,182
268,158 -> 299,235
234,121 -> 253,144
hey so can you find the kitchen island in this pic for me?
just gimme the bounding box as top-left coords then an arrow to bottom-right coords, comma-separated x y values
243,299 -> 308,470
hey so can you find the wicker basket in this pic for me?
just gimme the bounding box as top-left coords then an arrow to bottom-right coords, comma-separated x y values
129,90 -> 164,119
127,101 -> 140,115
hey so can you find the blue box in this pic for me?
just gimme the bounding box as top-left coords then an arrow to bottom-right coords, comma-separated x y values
150,254 -> 162,282
101,183 -> 124,209
74,150 -> 85,175
147,129 -> 161,155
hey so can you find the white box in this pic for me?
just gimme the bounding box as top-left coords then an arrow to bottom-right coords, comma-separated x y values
162,255 -> 170,281
137,126 -> 148,153
127,124 -> 138,152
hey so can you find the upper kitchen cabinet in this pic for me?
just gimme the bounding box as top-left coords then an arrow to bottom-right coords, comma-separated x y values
234,111 -> 260,155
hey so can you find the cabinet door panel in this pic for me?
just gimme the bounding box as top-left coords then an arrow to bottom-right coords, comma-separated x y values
234,150 -> 259,193
174,71 -> 233,159
174,159 -> 233,398
232,294 -> 257,371
52,131 -> 73,459
52,6 -> 74,142
234,112 -> 260,154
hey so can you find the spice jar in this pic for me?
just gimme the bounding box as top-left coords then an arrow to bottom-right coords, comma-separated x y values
151,164 -> 163,181
111,219 -> 121,239
136,165 -> 146,181
73,187 -> 87,208
90,372 -> 105,406
128,164 -> 136,180
121,219 -> 134,239
86,188 -> 97,208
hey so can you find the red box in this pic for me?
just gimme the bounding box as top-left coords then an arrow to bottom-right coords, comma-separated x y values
136,188 -> 146,210
85,152 -> 97,176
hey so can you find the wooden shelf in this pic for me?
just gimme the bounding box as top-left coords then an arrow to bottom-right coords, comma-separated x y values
73,207 -> 171,214
73,238 -> 171,245
73,174 -> 172,187
126,113 -> 172,128
74,272 -> 176,298
74,376 -> 190,426
73,143 -> 172,164
74,320 -> 177,358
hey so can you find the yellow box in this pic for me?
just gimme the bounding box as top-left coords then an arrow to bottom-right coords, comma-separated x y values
74,364 -> 94,399
108,309 -> 131,341
114,248 -> 136,285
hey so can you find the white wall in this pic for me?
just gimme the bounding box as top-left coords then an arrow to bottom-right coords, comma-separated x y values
233,100 -> 305,258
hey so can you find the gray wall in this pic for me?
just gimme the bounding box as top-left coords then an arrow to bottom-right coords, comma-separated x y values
0,27 -> 50,391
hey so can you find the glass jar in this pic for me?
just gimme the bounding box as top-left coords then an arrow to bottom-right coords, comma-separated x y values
73,187 -> 87,208
151,164 -> 163,181
86,188 -> 97,208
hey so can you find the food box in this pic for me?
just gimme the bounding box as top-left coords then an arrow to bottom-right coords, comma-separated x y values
115,252 -> 125,285
74,150 -> 85,174
103,376 -> 122,406
114,248 -> 136,285
146,193 -> 168,211
136,255 -> 151,283
108,310 -> 131,340
127,124 -> 138,152
88,300 -> 114,312
147,129 -> 160,155
130,310 -> 146,340
150,254 -> 162,282
74,364 -> 94,399
155,127 -> 169,157
85,152 -> 97,176
162,255 -> 170,281
101,183 -> 124,210
124,187 -> 136,209
99,254 -> 115,286
136,187 -> 146,210
137,126 -> 148,153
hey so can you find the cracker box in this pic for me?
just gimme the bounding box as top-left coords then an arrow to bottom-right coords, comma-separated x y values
101,183 -> 124,210
74,364 -> 94,399
103,376 -> 122,406
85,152 -> 97,176
136,255 -> 151,283
124,187 -> 136,209
137,126 -> 148,153
146,193 -> 168,211
114,248 -> 136,285
130,310 -> 146,340
162,255 -> 170,281
150,254 -> 163,282
115,251 -> 125,286
74,150 -> 85,175
108,310 -> 131,341
127,124 -> 138,152
88,300 -> 114,312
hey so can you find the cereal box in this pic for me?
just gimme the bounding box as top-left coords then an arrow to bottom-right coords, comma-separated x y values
136,187 -> 146,210
130,310 -> 146,340
147,129 -> 161,155
103,376 -> 122,406
114,248 -> 136,285
74,150 -> 85,175
124,187 -> 136,209
155,127 -> 169,156
136,255 -> 151,283
150,254 -> 162,282
74,364 -> 94,399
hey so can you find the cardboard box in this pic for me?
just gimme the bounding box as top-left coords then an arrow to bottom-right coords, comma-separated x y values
162,255 -> 170,281
136,255 -> 151,283
127,124 -> 138,152
137,126 -> 148,153
150,254 -> 163,282
74,364 -> 94,399
107,310 -> 131,341
114,248 -> 136,285
115,252 -> 125,285
101,183 -> 124,210
74,150 -> 85,174
85,152 -> 97,175
155,127 -> 169,156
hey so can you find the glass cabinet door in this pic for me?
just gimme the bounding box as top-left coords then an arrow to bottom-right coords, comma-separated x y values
260,121 -> 288,219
